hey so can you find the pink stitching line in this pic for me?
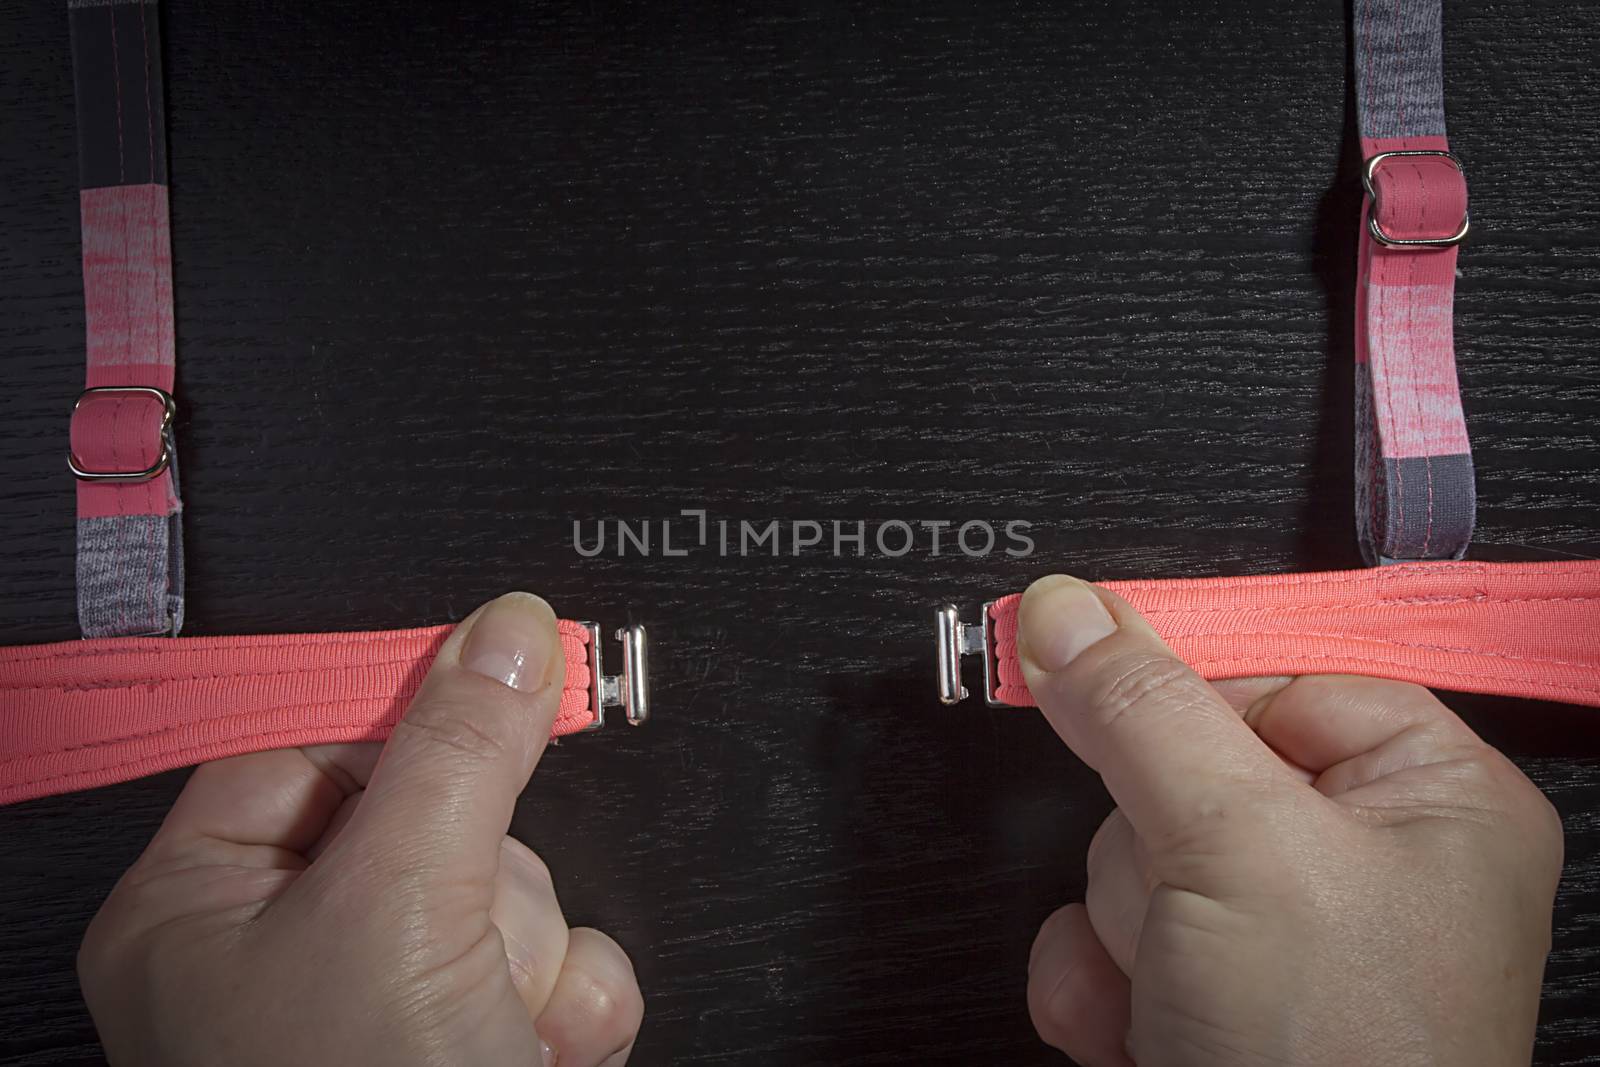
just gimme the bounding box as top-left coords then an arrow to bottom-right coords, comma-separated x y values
988,595 -> 1600,637
1098,564 -> 1569,596
0,674 -> 596,768
0,643 -> 595,693
142,452 -> 158,629
1358,238 -> 1385,557
3,695 -> 602,794
115,205 -> 138,630
987,576 -> 1598,630
1186,657 -> 1600,698
1411,244 -> 1435,555
1371,0 -> 1411,554
6,723 -> 388,797
0,697 -> 406,768
1119,594 -> 1600,618
111,392 -> 131,633
988,577 -> 1597,617
144,196 -> 160,627
1364,358 -> 1382,551
1377,250 -> 1406,552
995,656 -> 1600,705
137,3 -> 165,627
1109,569 -> 1376,595
1407,157 -> 1438,557
1369,374 -> 1383,548
117,160 -> 132,371
7,717 -> 391,795
0,633 -> 595,675
1359,0 -> 1377,132
1392,0 -> 1406,136
6,701 -> 602,800
1422,454 -> 1436,554
1001,626 -> 1600,674
985,639 -> 1600,687
127,195 -> 156,628
0,629 -> 450,667
109,7 -> 124,183
0,622 -> 593,671
138,4 -> 155,189
0,651 -> 440,693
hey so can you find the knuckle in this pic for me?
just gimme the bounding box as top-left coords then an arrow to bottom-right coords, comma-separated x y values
1525,794 -> 1567,880
75,912 -> 115,985
76,872 -> 165,984
1427,746 -> 1503,797
1420,750 -> 1565,861
1464,747 -> 1552,815
1087,650 -> 1208,729
1504,770 -> 1566,866
80,909 -> 187,1014
392,701 -> 509,765
1532,791 -> 1565,851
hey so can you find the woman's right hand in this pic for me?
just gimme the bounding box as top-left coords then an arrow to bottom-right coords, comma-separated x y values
1020,574 -> 1564,1067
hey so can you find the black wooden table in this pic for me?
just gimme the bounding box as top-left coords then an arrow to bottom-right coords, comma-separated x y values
3,1 -> 1599,1063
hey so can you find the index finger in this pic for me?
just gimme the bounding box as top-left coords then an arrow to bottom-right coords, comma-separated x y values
140,743 -> 379,872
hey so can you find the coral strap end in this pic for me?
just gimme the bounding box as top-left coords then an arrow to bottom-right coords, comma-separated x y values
0,619 -> 649,806
936,561 -> 1600,710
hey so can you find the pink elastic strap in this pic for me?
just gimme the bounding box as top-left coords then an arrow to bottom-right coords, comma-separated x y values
988,560 -> 1600,708
0,620 -> 597,806
1352,0 -> 1475,563
69,0 -> 186,637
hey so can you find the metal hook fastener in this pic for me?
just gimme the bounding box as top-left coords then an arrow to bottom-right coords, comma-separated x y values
580,622 -> 651,729
934,603 -> 1004,707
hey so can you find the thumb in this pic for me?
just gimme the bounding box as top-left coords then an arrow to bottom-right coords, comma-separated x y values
1018,574 -> 1295,850
324,592 -> 566,892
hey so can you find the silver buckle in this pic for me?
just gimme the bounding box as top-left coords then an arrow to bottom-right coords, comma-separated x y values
1361,150 -> 1469,248
67,386 -> 177,482
934,602 -> 1006,707
579,622 -> 650,729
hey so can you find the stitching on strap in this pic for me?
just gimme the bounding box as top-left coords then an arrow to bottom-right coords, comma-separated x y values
5,701 -> 598,796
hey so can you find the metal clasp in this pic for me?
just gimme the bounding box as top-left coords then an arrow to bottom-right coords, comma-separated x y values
67,386 -> 177,482
1361,150 -> 1469,248
934,602 -> 1003,706
580,622 -> 650,729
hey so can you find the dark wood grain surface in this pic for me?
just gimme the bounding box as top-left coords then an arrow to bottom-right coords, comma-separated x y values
3,1 -> 1599,1063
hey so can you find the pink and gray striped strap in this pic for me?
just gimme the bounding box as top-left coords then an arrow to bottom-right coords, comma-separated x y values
67,0 -> 184,637
1353,0 -> 1474,564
